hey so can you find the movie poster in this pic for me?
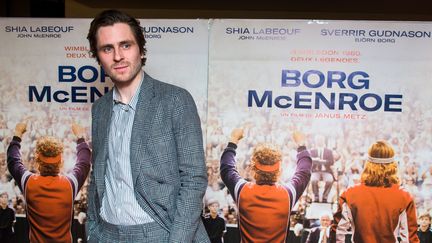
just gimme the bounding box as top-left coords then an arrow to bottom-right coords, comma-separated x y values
0,18 -> 209,241
206,19 -> 432,224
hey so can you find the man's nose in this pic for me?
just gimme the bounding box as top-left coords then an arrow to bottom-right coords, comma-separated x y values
114,48 -> 124,61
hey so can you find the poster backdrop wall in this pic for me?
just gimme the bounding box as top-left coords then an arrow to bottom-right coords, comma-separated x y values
0,17 -> 431,231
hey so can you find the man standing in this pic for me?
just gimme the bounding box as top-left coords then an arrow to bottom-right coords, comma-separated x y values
0,192 -> 15,243
86,9 -> 209,242
220,128 -> 312,243
202,199 -> 226,243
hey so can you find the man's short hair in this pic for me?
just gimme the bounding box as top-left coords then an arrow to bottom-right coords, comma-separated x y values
319,211 -> 333,220
207,198 -> 219,207
419,212 -> 432,221
87,9 -> 147,66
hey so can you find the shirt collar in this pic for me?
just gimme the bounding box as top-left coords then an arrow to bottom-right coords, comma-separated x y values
112,72 -> 144,111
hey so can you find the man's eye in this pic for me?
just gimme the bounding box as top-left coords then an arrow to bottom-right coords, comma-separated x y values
122,43 -> 131,49
102,47 -> 112,53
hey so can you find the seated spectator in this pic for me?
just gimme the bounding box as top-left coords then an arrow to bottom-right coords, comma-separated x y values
306,212 -> 332,243
310,135 -> 335,203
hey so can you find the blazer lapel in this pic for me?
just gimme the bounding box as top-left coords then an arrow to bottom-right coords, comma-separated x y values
130,73 -> 157,184
129,74 -> 172,230
95,91 -> 113,204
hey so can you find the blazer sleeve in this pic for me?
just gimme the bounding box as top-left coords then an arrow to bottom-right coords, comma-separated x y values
86,103 -> 102,241
168,89 -> 209,243
85,168 -> 99,239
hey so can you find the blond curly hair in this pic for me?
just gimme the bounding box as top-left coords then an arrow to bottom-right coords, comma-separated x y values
251,143 -> 282,185
35,136 -> 64,176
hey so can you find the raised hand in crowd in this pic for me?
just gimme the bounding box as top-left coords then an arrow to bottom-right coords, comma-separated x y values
229,128 -> 244,144
14,122 -> 27,138
71,122 -> 86,140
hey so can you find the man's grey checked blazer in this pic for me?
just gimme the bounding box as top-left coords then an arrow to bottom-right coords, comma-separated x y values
87,73 -> 210,243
